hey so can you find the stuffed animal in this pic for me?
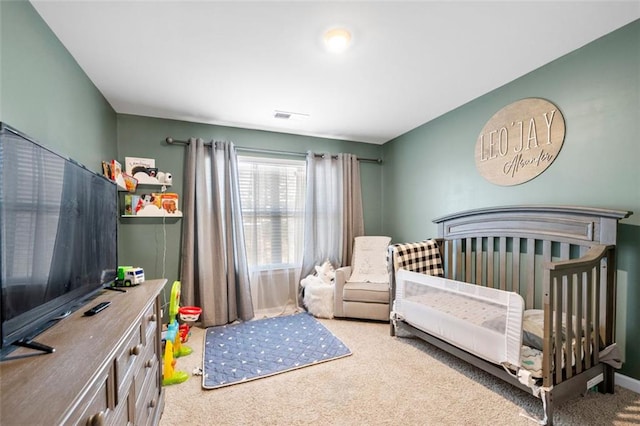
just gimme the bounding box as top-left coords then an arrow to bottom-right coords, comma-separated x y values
314,260 -> 335,284
300,260 -> 335,319
157,171 -> 173,185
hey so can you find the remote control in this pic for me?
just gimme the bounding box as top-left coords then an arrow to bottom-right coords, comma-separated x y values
84,301 -> 111,316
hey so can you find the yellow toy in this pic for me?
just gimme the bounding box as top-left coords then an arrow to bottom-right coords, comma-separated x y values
162,281 -> 190,385
167,280 -> 193,357
162,340 -> 188,386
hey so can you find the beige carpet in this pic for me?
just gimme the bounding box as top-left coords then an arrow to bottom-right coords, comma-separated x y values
160,318 -> 640,425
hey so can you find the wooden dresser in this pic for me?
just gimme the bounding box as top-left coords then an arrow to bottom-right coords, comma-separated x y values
0,279 -> 166,425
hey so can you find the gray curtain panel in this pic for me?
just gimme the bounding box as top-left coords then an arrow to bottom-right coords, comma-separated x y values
339,153 -> 364,266
180,138 -> 254,327
300,152 -> 364,279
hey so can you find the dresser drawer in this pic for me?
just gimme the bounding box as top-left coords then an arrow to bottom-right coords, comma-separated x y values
115,323 -> 143,399
62,365 -> 114,426
133,334 -> 159,407
141,301 -> 159,346
110,391 -> 132,426
134,361 -> 161,426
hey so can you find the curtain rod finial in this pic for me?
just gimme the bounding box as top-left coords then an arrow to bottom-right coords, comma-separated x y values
165,137 -> 174,144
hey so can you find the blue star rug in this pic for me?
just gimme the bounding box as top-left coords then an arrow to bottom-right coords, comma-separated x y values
202,312 -> 352,389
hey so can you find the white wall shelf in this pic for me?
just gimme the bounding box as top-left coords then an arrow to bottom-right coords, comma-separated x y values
121,213 -> 182,218
122,203 -> 182,218
136,182 -> 172,188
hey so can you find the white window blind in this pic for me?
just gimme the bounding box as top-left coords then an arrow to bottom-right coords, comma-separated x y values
237,156 -> 306,269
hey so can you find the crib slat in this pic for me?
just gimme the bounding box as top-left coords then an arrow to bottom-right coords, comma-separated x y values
559,243 -> 574,379
526,238 -> 535,309
543,271 -> 554,388
455,239 -> 463,281
499,237 -> 507,291
543,240 -> 551,316
606,249 -> 616,345
585,268 -> 593,369
445,240 -> 454,280
561,243 -> 570,311
565,273 -> 574,380
575,271 -> 584,375
554,281 -> 564,384
487,237 -> 494,288
512,238 -> 521,295
446,240 -> 452,280
543,241 -> 564,385
593,266 -> 601,367
466,237 -> 473,283
476,238 -> 483,286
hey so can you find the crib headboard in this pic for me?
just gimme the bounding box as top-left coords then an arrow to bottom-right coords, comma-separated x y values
435,205 -> 628,246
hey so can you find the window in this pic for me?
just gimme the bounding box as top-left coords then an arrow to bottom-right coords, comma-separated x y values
237,156 -> 306,269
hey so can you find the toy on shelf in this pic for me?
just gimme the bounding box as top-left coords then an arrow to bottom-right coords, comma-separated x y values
157,171 -> 173,185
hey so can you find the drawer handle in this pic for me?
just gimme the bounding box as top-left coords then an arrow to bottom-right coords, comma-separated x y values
87,411 -> 105,426
149,398 -> 156,409
145,359 -> 153,368
130,344 -> 142,356
148,313 -> 157,322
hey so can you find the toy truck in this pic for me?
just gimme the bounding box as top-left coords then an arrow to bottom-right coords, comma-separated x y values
115,266 -> 145,287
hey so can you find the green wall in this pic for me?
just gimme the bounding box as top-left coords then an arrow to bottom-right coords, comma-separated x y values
0,0 -> 116,166
382,20 -> 640,379
116,114 -> 384,299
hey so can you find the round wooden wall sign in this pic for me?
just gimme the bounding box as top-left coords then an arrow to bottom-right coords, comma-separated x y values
475,98 -> 565,186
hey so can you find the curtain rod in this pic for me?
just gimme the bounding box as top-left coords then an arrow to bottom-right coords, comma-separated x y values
165,137 -> 382,164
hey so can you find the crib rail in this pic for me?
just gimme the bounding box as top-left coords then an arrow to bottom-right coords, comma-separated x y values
544,244 -> 615,387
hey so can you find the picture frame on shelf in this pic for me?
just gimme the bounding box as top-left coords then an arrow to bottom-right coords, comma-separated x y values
125,156 -> 160,184
124,156 -> 155,175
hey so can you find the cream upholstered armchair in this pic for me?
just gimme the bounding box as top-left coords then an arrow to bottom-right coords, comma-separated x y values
334,236 -> 392,321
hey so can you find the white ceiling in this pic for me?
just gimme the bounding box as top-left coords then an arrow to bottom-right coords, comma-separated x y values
31,1 -> 640,145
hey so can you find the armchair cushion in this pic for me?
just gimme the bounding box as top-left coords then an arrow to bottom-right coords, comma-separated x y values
347,236 -> 392,283
342,282 -> 389,304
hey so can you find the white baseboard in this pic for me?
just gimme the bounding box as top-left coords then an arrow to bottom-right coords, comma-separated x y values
616,373 -> 640,394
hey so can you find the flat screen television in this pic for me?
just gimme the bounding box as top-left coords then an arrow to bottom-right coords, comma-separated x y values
0,123 -> 118,357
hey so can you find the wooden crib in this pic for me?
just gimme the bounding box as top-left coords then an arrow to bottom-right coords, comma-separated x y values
389,205 -> 631,425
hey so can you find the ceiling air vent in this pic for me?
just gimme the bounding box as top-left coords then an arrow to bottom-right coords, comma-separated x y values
274,110 -> 310,121
274,111 -> 292,120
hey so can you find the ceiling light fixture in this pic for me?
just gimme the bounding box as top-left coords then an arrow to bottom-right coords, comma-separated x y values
323,28 -> 351,53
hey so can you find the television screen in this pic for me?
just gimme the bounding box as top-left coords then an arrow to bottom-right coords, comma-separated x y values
0,123 -> 117,355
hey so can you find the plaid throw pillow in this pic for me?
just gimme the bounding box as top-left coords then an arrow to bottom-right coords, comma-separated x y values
390,239 -> 444,277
